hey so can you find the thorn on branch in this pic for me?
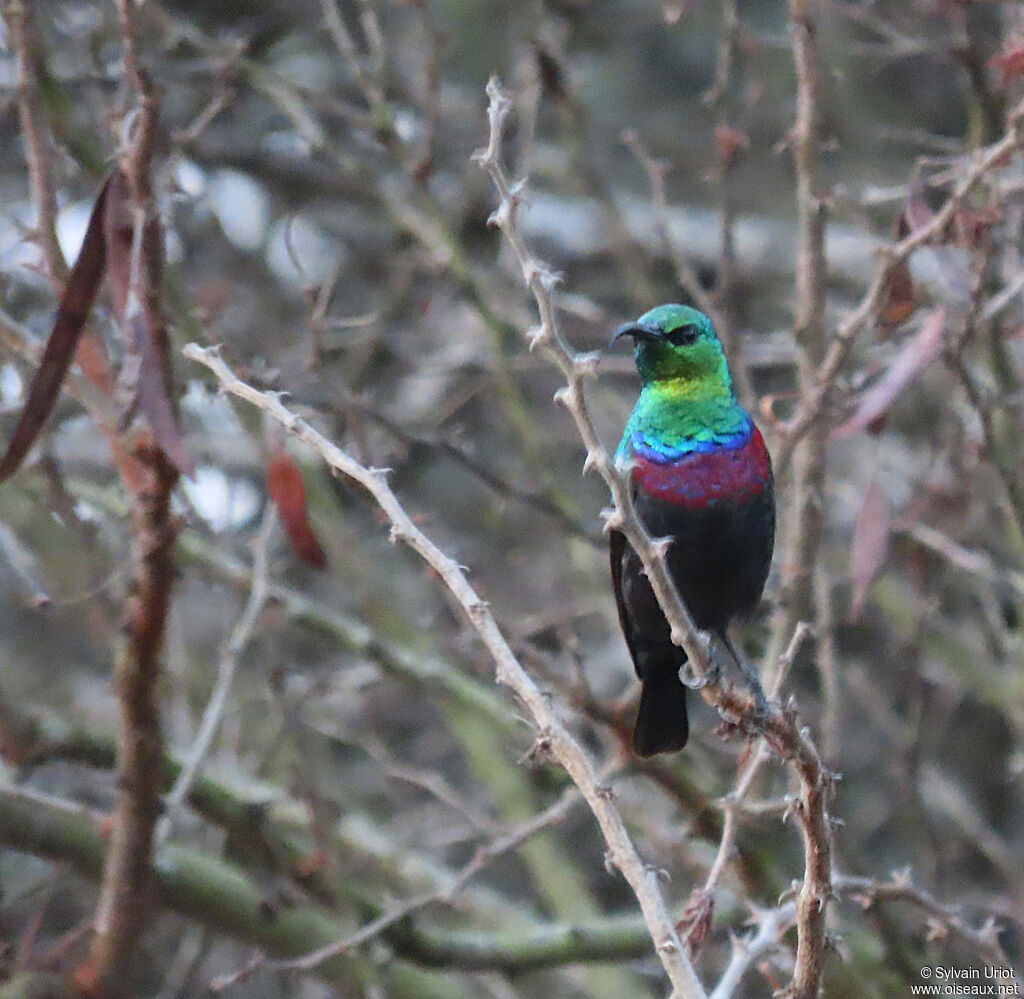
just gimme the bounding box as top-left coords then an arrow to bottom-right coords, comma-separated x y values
552,386 -> 572,408
528,324 -> 551,350
519,729 -> 554,766
466,598 -> 490,622
779,881 -> 801,905
781,794 -> 798,824
573,351 -> 601,379
599,506 -> 623,531
582,450 -> 605,476
486,201 -> 511,229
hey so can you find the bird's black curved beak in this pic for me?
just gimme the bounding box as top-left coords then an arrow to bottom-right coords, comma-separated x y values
609,322 -> 661,349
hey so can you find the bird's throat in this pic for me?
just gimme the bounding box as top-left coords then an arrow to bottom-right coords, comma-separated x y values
621,382 -> 749,458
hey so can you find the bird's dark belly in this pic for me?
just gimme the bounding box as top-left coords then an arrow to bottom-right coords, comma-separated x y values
624,487 -> 775,638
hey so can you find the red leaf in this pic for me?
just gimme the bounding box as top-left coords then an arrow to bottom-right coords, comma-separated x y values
73,957 -> 104,998
294,848 -> 329,877
880,260 -> 916,329
880,207 -> 917,329
267,448 -> 328,569
714,125 -> 748,168
832,307 -> 945,441
990,44 -> 1024,88
0,175 -> 113,481
849,480 -> 890,622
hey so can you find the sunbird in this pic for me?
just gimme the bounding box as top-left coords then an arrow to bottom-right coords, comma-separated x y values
609,305 -> 775,755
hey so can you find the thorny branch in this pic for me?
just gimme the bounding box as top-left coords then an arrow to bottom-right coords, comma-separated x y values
765,5 -> 833,996
835,872 -> 1008,970
88,5 -> 181,988
182,341 -> 709,999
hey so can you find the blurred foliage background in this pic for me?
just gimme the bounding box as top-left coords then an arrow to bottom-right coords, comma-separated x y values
0,0 -> 1022,996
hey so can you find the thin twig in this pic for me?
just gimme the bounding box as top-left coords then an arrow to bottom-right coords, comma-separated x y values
0,520 -> 50,608
773,10 -> 833,992
620,129 -> 723,327
337,391 -> 601,546
707,0 -> 754,404
319,0 -> 385,112
155,506 -> 276,845
2,0 -> 66,284
834,871 -> 1007,968
709,903 -> 796,999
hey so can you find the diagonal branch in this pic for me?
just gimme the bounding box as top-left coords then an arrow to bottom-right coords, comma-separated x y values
182,342 -> 709,999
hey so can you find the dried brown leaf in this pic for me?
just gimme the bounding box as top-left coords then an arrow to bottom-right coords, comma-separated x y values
849,480 -> 890,622
675,888 -> 714,957
0,175 -> 113,481
880,210 -> 917,330
104,169 -> 193,478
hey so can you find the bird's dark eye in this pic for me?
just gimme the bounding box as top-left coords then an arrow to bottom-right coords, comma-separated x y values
666,324 -> 699,347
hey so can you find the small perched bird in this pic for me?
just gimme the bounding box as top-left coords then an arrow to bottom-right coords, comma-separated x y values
609,305 -> 775,755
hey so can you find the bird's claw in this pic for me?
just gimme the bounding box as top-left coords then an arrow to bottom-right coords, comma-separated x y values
678,659 -> 720,690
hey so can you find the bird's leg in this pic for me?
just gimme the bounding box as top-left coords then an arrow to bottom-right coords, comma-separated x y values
723,633 -> 767,709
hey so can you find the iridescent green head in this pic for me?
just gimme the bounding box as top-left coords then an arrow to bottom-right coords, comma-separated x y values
611,304 -> 733,397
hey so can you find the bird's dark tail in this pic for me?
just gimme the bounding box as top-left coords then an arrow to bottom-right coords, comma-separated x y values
633,671 -> 689,756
